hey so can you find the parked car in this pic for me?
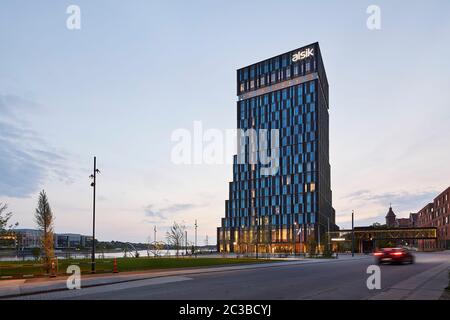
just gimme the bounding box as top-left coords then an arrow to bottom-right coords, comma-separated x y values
374,247 -> 415,265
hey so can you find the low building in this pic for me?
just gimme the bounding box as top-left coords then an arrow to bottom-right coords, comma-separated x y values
13,229 -> 42,249
12,229 -> 92,250
409,212 -> 418,227
328,226 -> 437,253
0,232 -> 18,249
397,218 -> 411,228
328,205 -> 437,253
54,233 -> 92,249
417,186 -> 450,250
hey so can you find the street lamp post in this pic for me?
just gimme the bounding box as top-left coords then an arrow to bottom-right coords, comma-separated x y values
293,221 -> 297,256
317,223 -> 320,255
89,156 -> 100,273
327,217 -> 330,252
291,222 -> 294,256
255,217 -> 259,259
351,210 -> 355,257
303,212 -> 307,255
194,220 -> 198,257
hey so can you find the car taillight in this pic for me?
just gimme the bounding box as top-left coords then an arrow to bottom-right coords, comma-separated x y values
374,252 -> 383,256
391,252 -> 403,256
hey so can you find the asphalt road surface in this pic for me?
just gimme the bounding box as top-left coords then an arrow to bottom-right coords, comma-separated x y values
12,252 -> 450,300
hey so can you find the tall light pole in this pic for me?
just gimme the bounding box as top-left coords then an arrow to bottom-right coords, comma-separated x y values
255,217 -> 259,259
185,230 -> 188,255
351,210 -> 355,257
303,210 -> 307,254
293,221 -> 297,256
89,156 -> 100,273
327,217 -> 330,252
194,220 -> 198,256
317,223 -> 320,254
154,225 -> 157,243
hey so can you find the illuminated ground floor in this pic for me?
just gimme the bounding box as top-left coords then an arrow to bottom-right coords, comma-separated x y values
217,226 -> 440,254
217,224 -> 332,255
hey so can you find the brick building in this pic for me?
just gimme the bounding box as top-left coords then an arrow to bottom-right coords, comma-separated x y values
417,187 -> 450,250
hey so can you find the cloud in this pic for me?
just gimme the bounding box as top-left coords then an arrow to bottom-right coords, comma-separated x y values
344,189 -> 438,213
144,202 -> 201,220
0,94 -> 71,198
344,189 -> 371,199
0,94 -> 38,121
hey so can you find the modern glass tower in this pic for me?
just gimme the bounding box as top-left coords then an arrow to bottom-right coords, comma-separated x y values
217,42 -> 336,254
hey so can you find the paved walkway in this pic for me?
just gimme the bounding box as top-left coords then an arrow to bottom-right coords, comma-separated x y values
369,261 -> 450,300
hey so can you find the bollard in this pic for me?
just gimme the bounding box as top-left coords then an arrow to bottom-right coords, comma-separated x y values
113,257 -> 118,273
50,260 -> 56,277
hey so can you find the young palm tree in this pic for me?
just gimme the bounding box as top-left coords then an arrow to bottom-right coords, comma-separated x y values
35,190 -> 55,272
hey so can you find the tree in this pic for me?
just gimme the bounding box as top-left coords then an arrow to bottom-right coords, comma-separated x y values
0,203 -> 18,233
166,221 -> 186,256
146,235 -> 152,257
34,190 -> 55,273
0,203 -> 18,249
322,232 -> 333,258
307,236 -> 317,257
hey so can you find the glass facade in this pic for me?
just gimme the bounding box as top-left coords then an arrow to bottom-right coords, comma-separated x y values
218,42 -> 336,254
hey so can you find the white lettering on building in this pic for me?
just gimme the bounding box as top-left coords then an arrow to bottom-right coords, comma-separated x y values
292,48 -> 314,62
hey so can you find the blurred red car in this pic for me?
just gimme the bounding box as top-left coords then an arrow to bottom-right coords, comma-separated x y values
374,248 -> 415,265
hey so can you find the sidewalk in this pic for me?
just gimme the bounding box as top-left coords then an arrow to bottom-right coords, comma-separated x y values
369,262 -> 450,300
0,255 -> 371,299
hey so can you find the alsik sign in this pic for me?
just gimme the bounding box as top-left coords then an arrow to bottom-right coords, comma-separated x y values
292,47 -> 314,62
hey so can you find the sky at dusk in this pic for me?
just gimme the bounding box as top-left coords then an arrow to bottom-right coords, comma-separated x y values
1,0 -> 450,244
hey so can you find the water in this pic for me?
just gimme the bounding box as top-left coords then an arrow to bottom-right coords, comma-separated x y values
0,249 -> 198,262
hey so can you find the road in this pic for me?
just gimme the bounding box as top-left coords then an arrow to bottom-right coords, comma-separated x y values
10,252 -> 450,300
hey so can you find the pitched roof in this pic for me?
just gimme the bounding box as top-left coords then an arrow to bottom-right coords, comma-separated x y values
385,206 -> 396,218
